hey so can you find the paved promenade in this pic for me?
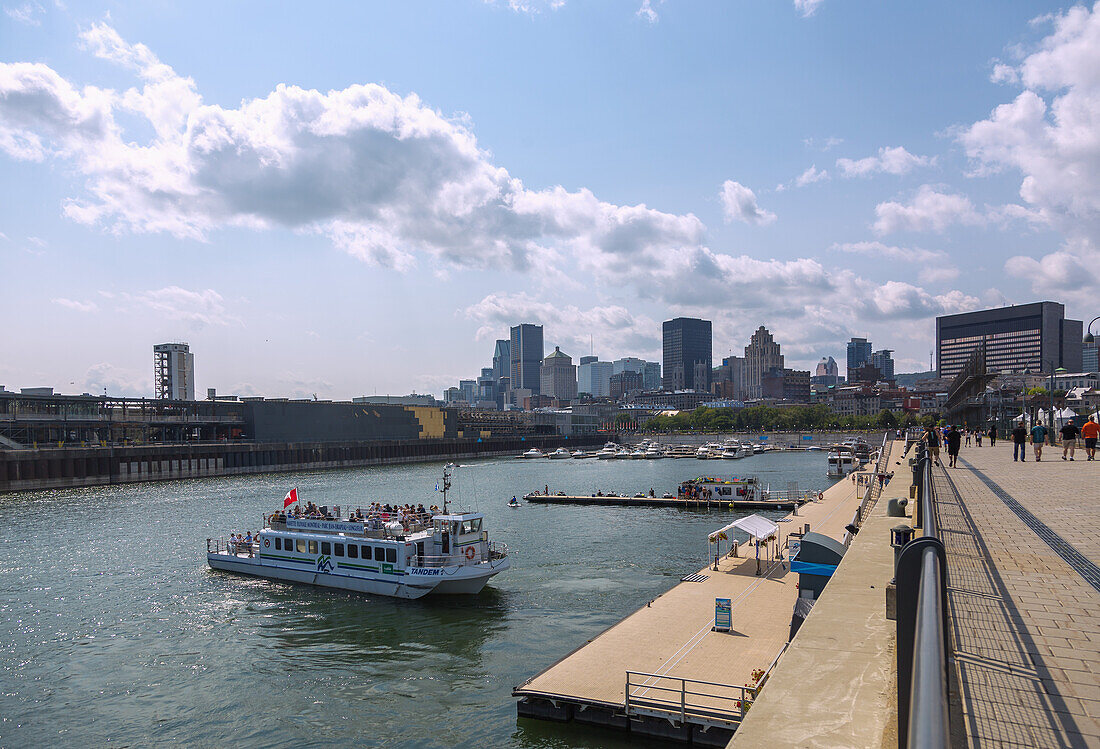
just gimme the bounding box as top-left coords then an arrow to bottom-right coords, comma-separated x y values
937,442 -> 1100,747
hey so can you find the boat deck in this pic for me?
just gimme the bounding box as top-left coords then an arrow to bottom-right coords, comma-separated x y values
514,469 -> 867,745
523,493 -> 804,510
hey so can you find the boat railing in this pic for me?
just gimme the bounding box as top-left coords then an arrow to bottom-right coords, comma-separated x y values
264,512 -> 434,538
207,537 -> 257,557
413,541 -> 507,568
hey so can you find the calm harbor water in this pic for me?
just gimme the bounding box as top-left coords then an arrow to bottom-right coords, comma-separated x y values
0,451 -> 837,748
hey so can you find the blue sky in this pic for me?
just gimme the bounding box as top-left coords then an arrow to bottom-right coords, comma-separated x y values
2,0 -> 1098,398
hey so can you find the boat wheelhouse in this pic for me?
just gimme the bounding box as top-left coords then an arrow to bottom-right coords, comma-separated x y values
206,465 -> 509,599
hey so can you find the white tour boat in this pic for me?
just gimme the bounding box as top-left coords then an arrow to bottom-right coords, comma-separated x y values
547,447 -> 572,460
519,447 -> 546,459
206,465 -> 509,599
827,446 -> 858,477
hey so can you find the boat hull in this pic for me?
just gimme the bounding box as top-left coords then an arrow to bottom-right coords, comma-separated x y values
207,553 -> 509,599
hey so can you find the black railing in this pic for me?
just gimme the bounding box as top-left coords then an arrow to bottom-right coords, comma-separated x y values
895,443 -> 951,745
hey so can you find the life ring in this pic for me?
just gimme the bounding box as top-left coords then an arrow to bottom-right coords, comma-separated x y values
464,546 -> 476,560
263,537 -> 270,547
817,492 -> 823,501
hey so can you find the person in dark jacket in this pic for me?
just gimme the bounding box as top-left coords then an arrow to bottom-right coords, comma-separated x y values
945,426 -> 962,468
989,424 -> 998,446
1061,419 -> 1079,461
1011,423 -> 1028,462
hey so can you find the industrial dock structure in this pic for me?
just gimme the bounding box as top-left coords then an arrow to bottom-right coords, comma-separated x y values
0,390 -> 604,492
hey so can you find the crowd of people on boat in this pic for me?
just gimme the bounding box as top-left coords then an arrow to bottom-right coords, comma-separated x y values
268,501 -> 439,529
228,531 -> 258,557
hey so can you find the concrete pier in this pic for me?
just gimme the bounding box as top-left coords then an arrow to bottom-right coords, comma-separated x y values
513,463 -> 870,745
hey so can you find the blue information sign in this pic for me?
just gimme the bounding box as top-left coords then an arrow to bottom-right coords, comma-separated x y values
714,597 -> 732,632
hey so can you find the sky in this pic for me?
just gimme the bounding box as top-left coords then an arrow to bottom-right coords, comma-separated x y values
2,0 -> 1099,399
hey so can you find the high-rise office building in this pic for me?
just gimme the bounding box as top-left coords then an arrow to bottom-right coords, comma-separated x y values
510,324 -> 544,395
492,339 -> 510,382
662,317 -> 712,391
870,349 -> 895,381
540,347 -> 577,401
812,356 -> 840,386
936,302 -> 1083,379
846,338 -> 872,381
1083,339 -> 1098,372
643,361 -> 661,391
578,359 -> 613,398
742,327 -> 784,400
153,343 -> 194,400
458,379 -> 477,404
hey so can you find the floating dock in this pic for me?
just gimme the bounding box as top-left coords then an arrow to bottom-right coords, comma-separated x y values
523,493 -> 805,510
514,471 -> 866,746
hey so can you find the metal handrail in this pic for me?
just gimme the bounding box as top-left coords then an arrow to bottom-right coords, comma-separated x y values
895,443 -> 951,746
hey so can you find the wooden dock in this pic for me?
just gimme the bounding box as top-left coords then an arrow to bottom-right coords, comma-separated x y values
522,493 -> 805,510
514,471 -> 867,746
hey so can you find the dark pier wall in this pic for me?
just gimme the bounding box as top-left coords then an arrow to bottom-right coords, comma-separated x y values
0,434 -> 604,493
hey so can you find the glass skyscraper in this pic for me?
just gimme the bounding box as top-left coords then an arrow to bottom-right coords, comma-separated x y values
662,317 -> 712,391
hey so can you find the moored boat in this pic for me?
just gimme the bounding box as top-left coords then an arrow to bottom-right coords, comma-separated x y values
206,465 -> 509,599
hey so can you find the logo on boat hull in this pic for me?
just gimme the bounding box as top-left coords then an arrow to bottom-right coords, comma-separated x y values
316,555 -> 333,573
409,568 -> 441,576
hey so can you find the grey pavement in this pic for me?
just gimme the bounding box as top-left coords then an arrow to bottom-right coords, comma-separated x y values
935,442 -> 1100,748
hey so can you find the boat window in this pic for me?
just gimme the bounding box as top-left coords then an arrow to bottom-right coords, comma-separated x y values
719,487 -> 731,496
309,541 -> 318,554
461,518 -> 482,534
334,543 -> 344,557
386,547 -> 397,563
374,546 -> 385,562
321,542 -> 331,555
274,537 -> 282,550
348,545 -> 358,559
297,539 -> 307,553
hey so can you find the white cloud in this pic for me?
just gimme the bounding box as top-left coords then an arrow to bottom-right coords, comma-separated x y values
0,23 -> 706,284
119,286 -> 238,328
795,164 -> 828,187
636,0 -> 658,23
803,136 -> 843,151
27,235 -> 46,246
51,297 -> 98,312
464,293 -> 661,359
794,0 -> 824,18
719,180 -> 776,225
833,240 -> 958,284
4,2 -> 43,25
78,362 -> 148,397
958,3 -> 1100,303
873,185 -> 983,234
836,146 -> 933,178
488,0 -> 566,14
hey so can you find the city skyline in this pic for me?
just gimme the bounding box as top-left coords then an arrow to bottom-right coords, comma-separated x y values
2,1 -> 1099,399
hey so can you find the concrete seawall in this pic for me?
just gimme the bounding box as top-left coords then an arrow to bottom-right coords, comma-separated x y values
0,434 -> 605,493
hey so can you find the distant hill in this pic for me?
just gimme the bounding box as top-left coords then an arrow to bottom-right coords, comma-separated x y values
895,370 -> 937,388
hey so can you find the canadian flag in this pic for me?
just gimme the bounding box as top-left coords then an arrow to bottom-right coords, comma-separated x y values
283,487 -> 299,508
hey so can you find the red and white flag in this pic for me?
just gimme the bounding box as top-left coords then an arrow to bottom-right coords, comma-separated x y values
283,487 -> 299,508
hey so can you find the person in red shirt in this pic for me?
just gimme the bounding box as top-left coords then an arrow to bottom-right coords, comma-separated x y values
1082,416 -> 1100,461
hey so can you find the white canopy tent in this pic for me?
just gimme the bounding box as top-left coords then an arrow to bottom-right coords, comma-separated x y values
708,513 -> 779,543
1037,408 -> 1082,429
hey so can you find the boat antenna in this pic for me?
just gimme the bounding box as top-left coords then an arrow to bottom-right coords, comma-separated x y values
440,462 -> 455,513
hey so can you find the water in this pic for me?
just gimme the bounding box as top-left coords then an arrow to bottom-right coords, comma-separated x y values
0,451 -> 836,747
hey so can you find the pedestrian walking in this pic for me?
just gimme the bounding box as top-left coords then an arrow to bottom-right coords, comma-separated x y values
1011,423 -> 1027,462
1082,416 -> 1099,461
975,429 -> 983,447
964,430 -> 972,447
1061,419 -> 1079,461
946,425 -> 962,468
1030,422 -> 1048,461
989,424 -> 998,447
924,426 -> 941,466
